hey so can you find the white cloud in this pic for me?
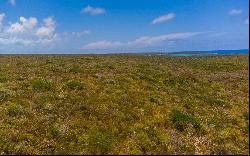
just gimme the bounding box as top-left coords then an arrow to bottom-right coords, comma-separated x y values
8,0 -> 16,6
7,16 -> 38,34
209,32 -> 226,37
1,15 -> 59,46
36,26 -> 54,37
62,30 -> 90,40
245,18 -> 249,25
0,13 -> 5,23
82,32 -> 200,50
152,13 -> 175,24
44,17 -> 55,28
129,32 -> 199,46
0,34 -> 59,46
36,17 -> 55,37
71,30 -> 91,37
229,9 -> 242,15
82,40 -> 123,50
0,13 -> 5,28
80,5 -> 106,15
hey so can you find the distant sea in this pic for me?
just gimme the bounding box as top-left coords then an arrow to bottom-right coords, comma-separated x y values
167,49 -> 249,56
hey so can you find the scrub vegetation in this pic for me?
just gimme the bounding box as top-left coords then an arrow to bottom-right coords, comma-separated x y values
0,54 -> 248,154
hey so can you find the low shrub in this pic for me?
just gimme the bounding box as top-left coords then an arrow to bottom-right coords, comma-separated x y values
89,130 -> 113,154
69,65 -> 82,73
170,109 -> 201,132
6,102 -> 24,117
32,79 -> 52,91
63,81 -> 85,90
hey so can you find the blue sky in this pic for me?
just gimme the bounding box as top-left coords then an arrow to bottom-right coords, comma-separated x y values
0,0 -> 249,53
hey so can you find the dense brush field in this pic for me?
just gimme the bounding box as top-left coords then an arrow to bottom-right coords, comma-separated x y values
0,54 -> 249,155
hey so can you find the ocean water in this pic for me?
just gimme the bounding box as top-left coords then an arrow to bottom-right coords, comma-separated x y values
168,49 -> 249,57
169,53 -> 212,56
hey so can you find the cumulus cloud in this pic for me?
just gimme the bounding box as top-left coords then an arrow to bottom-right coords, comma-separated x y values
36,17 -> 56,37
229,9 -> 242,15
0,15 -> 59,46
152,13 -> 175,24
80,5 -> 106,15
82,32 -> 200,50
7,16 -> 38,34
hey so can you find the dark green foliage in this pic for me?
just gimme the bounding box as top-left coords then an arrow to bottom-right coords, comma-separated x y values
69,65 -> 82,73
243,124 -> 249,134
48,127 -> 60,138
89,130 -> 113,154
170,109 -> 201,132
242,112 -> 249,121
6,102 -> 24,117
149,95 -> 164,105
31,79 -> 52,91
0,90 -> 12,102
0,76 -> 7,83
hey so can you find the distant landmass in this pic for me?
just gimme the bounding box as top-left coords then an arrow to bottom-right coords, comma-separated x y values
171,49 -> 249,54
141,49 -> 249,56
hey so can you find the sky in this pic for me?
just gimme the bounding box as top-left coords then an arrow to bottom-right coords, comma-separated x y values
0,0 -> 249,54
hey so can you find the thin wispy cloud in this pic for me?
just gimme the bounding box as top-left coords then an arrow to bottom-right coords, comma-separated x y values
152,13 -> 175,24
82,40 -> 122,50
209,32 -> 226,37
62,30 -> 91,38
0,13 -> 5,26
229,9 -> 242,15
80,5 -> 106,15
245,18 -> 249,25
71,30 -> 91,37
82,32 -> 200,50
8,0 -> 16,6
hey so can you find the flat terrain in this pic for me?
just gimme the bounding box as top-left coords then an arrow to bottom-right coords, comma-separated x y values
0,54 -> 249,155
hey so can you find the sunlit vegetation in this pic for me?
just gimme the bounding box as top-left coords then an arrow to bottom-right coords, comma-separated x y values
0,54 -> 248,154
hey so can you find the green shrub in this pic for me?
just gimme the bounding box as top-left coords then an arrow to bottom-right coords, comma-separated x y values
0,76 -> 7,83
164,75 -> 194,87
170,109 -> 201,132
89,130 -> 113,154
242,112 -> 249,120
243,124 -> 249,134
48,127 -> 60,138
202,96 -> 229,107
63,81 -> 85,90
101,78 -> 115,84
149,95 -> 164,105
32,79 -> 52,91
6,102 -> 24,117
69,65 -> 82,73
0,89 -> 15,102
